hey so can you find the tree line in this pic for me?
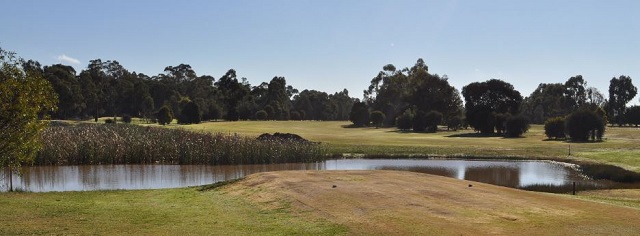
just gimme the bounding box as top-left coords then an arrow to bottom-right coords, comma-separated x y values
24,59 -> 355,124
352,59 -> 639,139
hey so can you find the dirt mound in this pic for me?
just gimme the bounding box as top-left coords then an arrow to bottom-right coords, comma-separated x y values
257,132 -> 312,143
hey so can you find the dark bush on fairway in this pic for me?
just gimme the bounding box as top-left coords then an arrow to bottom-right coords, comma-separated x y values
121,114 -> 132,124
255,110 -> 268,120
446,116 -> 462,131
565,110 -> 605,142
36,124 -> 325,165
504,115 -> 529,137
424,111 -> 443,133
157,106 -> 173,125
370,110 -> 385,128
396,110 -> 413,131
544,117 -> 565,139
412,110 -> 428,132
289,111 -> 302,120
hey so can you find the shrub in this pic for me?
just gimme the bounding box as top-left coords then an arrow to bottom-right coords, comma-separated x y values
289,111 -> 301,120
565,110 -> 605,142
178,101 -> 201,124
396,110 -> 413,130
157,106 -> 173,125
104,118 -> 115,124
544,117 -> 566,139
446,116 -> 463,131
255,110 -> 268,120
424,111 -> 443,133
412,110 -> 428,132
504,115 -> 529,137
625,105 -> 640,126
121,114 -> 132,124
349,101 -> 369,126
370,111 -> 385,128
494,113 -> 511,134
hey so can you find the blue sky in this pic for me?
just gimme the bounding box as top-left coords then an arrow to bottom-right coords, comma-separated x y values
2,0 -> 639,103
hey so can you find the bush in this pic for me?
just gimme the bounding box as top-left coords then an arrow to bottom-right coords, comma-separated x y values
370,111 -> 385,128
396,110 -> 413,130
504,115 -> 529,137
565,110 -> 605,142
289,111 -> 301,121
157,106 -> 173,125
446,116 -> 462,131
494,113 -> 511,134
121,114 -> 132,124
412,110 -> 428,132
349,101 -> 369,126
544,117 -> 566,139
255,110 -> 268,120
178,101 -> 201,124
104,119 -> 115,124
424,111 -> 443,132
626,105 -> 640,126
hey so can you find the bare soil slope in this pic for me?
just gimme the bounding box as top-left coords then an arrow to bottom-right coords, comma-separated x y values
222,170 -> 640,235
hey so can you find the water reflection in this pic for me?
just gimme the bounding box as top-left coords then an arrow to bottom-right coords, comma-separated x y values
0,159 -> 600,192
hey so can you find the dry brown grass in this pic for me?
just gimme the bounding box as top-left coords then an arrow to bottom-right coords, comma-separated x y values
222,170 -> 640,235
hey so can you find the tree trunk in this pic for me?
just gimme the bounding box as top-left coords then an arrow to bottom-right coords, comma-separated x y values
8,167 -> 13,192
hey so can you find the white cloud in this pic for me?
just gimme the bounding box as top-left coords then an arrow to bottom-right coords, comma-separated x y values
56,54 -> 81,65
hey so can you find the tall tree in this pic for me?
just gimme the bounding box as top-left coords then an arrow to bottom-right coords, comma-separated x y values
462,79 -> 523,133
1,48 -> 57,191
608,75 -> 637,126
564,75 -> 587,111
44,64 -> 84,119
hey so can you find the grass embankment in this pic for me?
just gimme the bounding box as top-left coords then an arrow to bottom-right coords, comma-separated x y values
162,120 -> 640,172
4,170 -> 639,235
0,183 -> 345,235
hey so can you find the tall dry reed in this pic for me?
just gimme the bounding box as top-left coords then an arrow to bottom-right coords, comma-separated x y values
36,124 -> 325,165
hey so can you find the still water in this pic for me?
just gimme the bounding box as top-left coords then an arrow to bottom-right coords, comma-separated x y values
1,159 -> 596,192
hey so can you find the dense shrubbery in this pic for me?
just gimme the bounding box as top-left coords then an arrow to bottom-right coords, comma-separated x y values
565,110 -> 605,142
255,110 -> 268,120
370,111 -> 385,128
36,124 -> 325,165
424,111 -> 443,133
544,117 -> 566,139
157,106 -> 173,125
396,110 -> 413,130
504,115 -> 529,137
121,114 -> 132,124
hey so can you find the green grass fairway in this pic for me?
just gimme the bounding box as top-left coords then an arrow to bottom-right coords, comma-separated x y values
0,186 -> 345,235
154,120 -> 640,172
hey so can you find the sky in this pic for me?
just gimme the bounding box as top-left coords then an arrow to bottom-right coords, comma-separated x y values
2,0 -> 639,104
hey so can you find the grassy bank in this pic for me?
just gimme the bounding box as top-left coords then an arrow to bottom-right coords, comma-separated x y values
0,184 -> 345,235
156,120 -> 640,172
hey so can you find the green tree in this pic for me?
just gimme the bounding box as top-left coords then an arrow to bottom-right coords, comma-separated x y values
462,79 -> 522,133
504,115 -> 530,138
370,110 -> 385,128
396,109 -> 413,131
412,110 -> 428,132
565,110 -> 605,142
544,117 -> 566,139
424,110 -> 443,133
349,100 -> 369,126
1,48 -> 57,191
157,105 -> 173,125
255,110 -> 268,120
446,116 -> 463,131
608,75 -> 637,126
625,106 -> 640,127
178,100 -> 201,124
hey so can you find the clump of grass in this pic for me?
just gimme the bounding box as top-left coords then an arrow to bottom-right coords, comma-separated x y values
36,124 -> 325,165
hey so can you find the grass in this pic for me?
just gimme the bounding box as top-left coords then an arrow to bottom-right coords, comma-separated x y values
0,186 -> 346,235
147,120 -> 640,172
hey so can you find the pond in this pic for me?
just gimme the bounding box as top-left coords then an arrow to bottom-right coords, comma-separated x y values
0,159 -> 632,193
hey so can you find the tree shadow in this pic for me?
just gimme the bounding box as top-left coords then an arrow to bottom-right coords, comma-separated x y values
446,133 -> 503,138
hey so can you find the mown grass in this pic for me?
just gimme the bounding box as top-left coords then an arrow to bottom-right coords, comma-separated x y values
37,123 -> 324,165
154,120 -> 640,172
0,187 -> 346,235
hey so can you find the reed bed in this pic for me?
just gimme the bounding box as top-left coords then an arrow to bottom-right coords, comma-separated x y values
36,124 -> 326,165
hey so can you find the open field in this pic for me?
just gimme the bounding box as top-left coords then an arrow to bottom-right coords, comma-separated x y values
145,120 -> 640,172
3,170 -> 639,235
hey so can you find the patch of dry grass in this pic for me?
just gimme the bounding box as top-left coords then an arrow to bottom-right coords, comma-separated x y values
223,170 -> 640,235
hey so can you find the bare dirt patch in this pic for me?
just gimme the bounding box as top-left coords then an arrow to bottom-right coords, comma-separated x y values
222,170 -> 640,235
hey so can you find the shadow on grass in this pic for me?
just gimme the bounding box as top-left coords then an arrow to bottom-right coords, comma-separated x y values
197,178 -> 245,191
446,133 -> 503,138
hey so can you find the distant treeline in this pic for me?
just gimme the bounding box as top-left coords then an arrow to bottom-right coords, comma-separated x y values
26,60 -> 354,123
20,56 -> 640,130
